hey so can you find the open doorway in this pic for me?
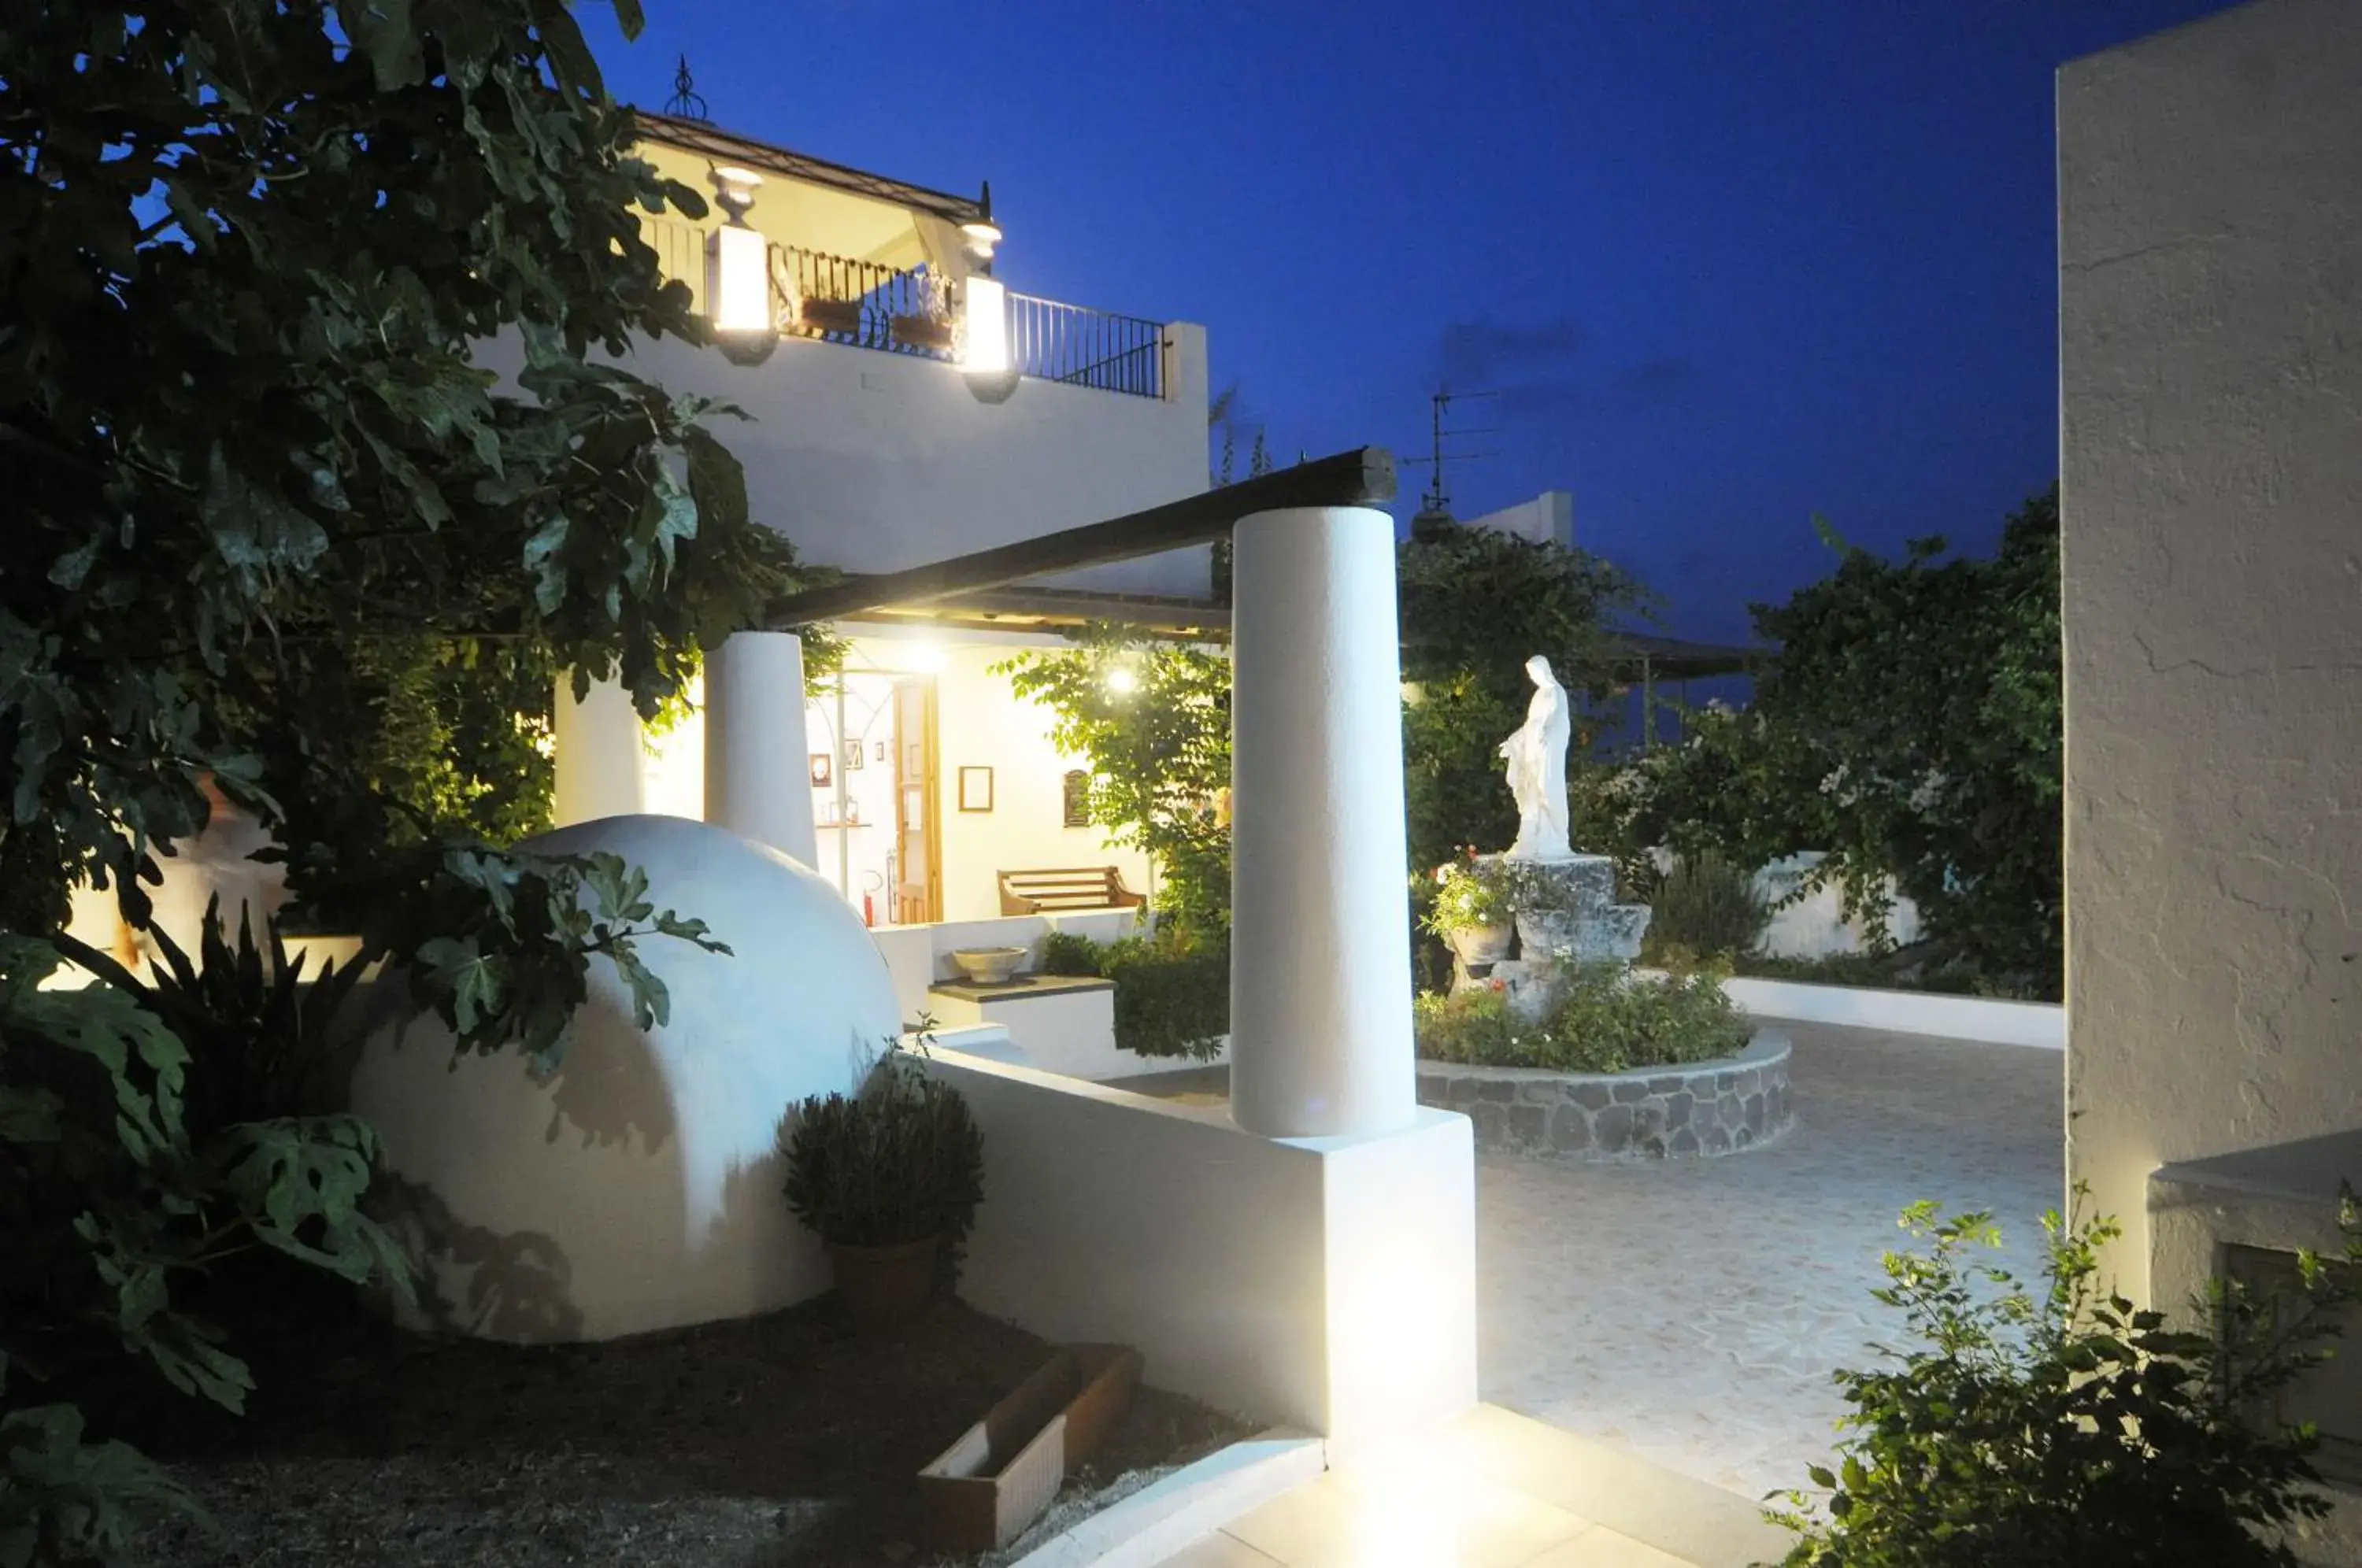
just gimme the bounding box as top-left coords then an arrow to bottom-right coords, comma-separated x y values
807,668 -> 939,926
891,677 -> 940,923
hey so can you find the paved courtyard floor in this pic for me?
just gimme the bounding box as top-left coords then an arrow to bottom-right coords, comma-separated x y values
1479,1019 -> 2063,1502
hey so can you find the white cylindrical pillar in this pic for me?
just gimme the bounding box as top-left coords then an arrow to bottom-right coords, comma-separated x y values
704,631 -> 820,869
1229,505 -> 1418,1138
551,671 -> 646,827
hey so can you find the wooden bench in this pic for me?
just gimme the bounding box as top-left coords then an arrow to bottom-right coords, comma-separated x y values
998,867 -> 1147,916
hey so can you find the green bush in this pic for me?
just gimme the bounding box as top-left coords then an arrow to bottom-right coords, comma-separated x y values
1102,934 -> 1230,1061
1,931 -> 413,1560
1769,1194 -> 2362,1567
1413,964 -> 1750,1074
1642,851 -> 1767,962
779,1048 -> 984,1252
1034,931 -> 1105,978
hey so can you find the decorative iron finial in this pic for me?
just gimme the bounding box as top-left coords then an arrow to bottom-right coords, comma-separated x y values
664,55 -> 709,123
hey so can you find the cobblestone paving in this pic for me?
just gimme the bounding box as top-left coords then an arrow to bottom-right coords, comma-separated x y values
1478,1020 -> 2063,1503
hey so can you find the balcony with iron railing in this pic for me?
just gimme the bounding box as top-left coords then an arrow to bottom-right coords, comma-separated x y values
645,216 -> 1168,399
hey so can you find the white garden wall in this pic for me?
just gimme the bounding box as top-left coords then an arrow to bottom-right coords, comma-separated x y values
920,1052 -> 1478,1448
2059,0 -> 2362,1297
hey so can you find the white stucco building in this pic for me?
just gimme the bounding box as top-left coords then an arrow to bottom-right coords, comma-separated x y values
544,109 -> 1220,932
2060,0 -> 2361,1543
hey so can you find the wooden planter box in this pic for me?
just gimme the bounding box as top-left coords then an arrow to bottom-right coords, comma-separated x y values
891,312 -> 954,353
799,298 -> 862,336
916,1344 -> 1143,1554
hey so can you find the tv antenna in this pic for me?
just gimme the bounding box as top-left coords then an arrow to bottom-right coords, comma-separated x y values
1400,385 -> 1501,527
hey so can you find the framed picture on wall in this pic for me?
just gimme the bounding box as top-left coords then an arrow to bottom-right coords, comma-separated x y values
843,740 -> 864,771
957,766 -> 994,813
809,753 -> 832,789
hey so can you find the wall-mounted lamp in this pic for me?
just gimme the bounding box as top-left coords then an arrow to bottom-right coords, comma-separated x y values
708,165 -> 777,366
960,274 -> 1019,404
960,181 -> 1003,272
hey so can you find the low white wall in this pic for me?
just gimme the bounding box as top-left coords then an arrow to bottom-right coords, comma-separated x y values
922,1055 -> 1477,1446
929,986 -> 1124,1081
1753,852 -> 1923,960
876,910 -> 1146,1028
1714,974 -> 2063,1050
1649,848 -> 1922,960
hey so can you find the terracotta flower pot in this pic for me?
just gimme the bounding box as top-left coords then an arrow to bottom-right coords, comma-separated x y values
1446,923 -> 1513,967
829,1236 -> 940,1329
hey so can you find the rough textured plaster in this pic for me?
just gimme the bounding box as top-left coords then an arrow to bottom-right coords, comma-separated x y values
2059,0 -> 2362,1298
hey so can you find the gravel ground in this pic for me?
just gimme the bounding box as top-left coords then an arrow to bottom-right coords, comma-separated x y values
127,1289 -> 1249,1567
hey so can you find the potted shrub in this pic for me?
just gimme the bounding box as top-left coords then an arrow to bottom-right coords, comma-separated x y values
780,1045 -> 984,1331
1425,859 -> 1515,967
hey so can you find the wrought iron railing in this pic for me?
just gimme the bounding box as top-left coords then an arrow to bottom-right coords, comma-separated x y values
1009,292 -> 1164,398
643,216 -> 708,315
640,219 -> 1168,398
776,244 -> 955,360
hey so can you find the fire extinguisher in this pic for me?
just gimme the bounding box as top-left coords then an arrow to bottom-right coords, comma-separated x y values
862,891 -> 876,926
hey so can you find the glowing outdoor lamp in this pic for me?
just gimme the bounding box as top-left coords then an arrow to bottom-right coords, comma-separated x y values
959,183 -> 1020,404
1102,663 -> 1139,697
707,164 -> 777,366
961,276 -> 1011,375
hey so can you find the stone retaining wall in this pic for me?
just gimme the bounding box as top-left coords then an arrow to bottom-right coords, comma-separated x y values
1416,1031 -> 1793,1160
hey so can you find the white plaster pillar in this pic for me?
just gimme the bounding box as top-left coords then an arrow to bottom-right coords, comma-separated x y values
550,672 -> 646,828
703,631 -> 819,869
1229,505 -> 1418,1138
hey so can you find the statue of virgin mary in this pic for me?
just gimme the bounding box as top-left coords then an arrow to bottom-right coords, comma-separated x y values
1498,654 -> 1572,861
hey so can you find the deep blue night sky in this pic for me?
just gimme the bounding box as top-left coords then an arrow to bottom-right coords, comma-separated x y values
580,0 -> 2234,646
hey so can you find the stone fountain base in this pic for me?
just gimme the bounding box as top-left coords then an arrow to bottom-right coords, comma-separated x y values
1453,852 -> 1653,1018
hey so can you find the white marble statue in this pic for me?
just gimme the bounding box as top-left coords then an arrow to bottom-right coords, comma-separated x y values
1498,654 -> 1572,861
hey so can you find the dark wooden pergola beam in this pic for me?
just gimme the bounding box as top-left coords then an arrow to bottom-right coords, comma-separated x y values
765,447 -> 1396,628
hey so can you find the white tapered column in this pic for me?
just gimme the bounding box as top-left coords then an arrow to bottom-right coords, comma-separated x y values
704,631 -> 819,868
1229,505 -> 1418,1138
551,672 -> 646,827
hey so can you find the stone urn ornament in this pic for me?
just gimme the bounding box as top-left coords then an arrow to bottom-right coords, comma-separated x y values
1428,860 -> 1515,967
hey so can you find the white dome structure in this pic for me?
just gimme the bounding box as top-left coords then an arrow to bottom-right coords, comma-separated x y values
348,814 -> 898,1343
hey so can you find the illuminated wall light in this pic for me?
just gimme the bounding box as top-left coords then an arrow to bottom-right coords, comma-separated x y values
707,164 -> 777,366
711,225 -> 772,335
961,274 -> 1010,375
903,639 -> 950,674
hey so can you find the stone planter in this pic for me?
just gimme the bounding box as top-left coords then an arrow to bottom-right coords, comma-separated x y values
1416,1030 -> 1794,1161
1446,923 -> 1514,967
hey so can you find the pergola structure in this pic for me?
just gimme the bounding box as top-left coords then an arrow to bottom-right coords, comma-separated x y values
762,449 -> 1410,1142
